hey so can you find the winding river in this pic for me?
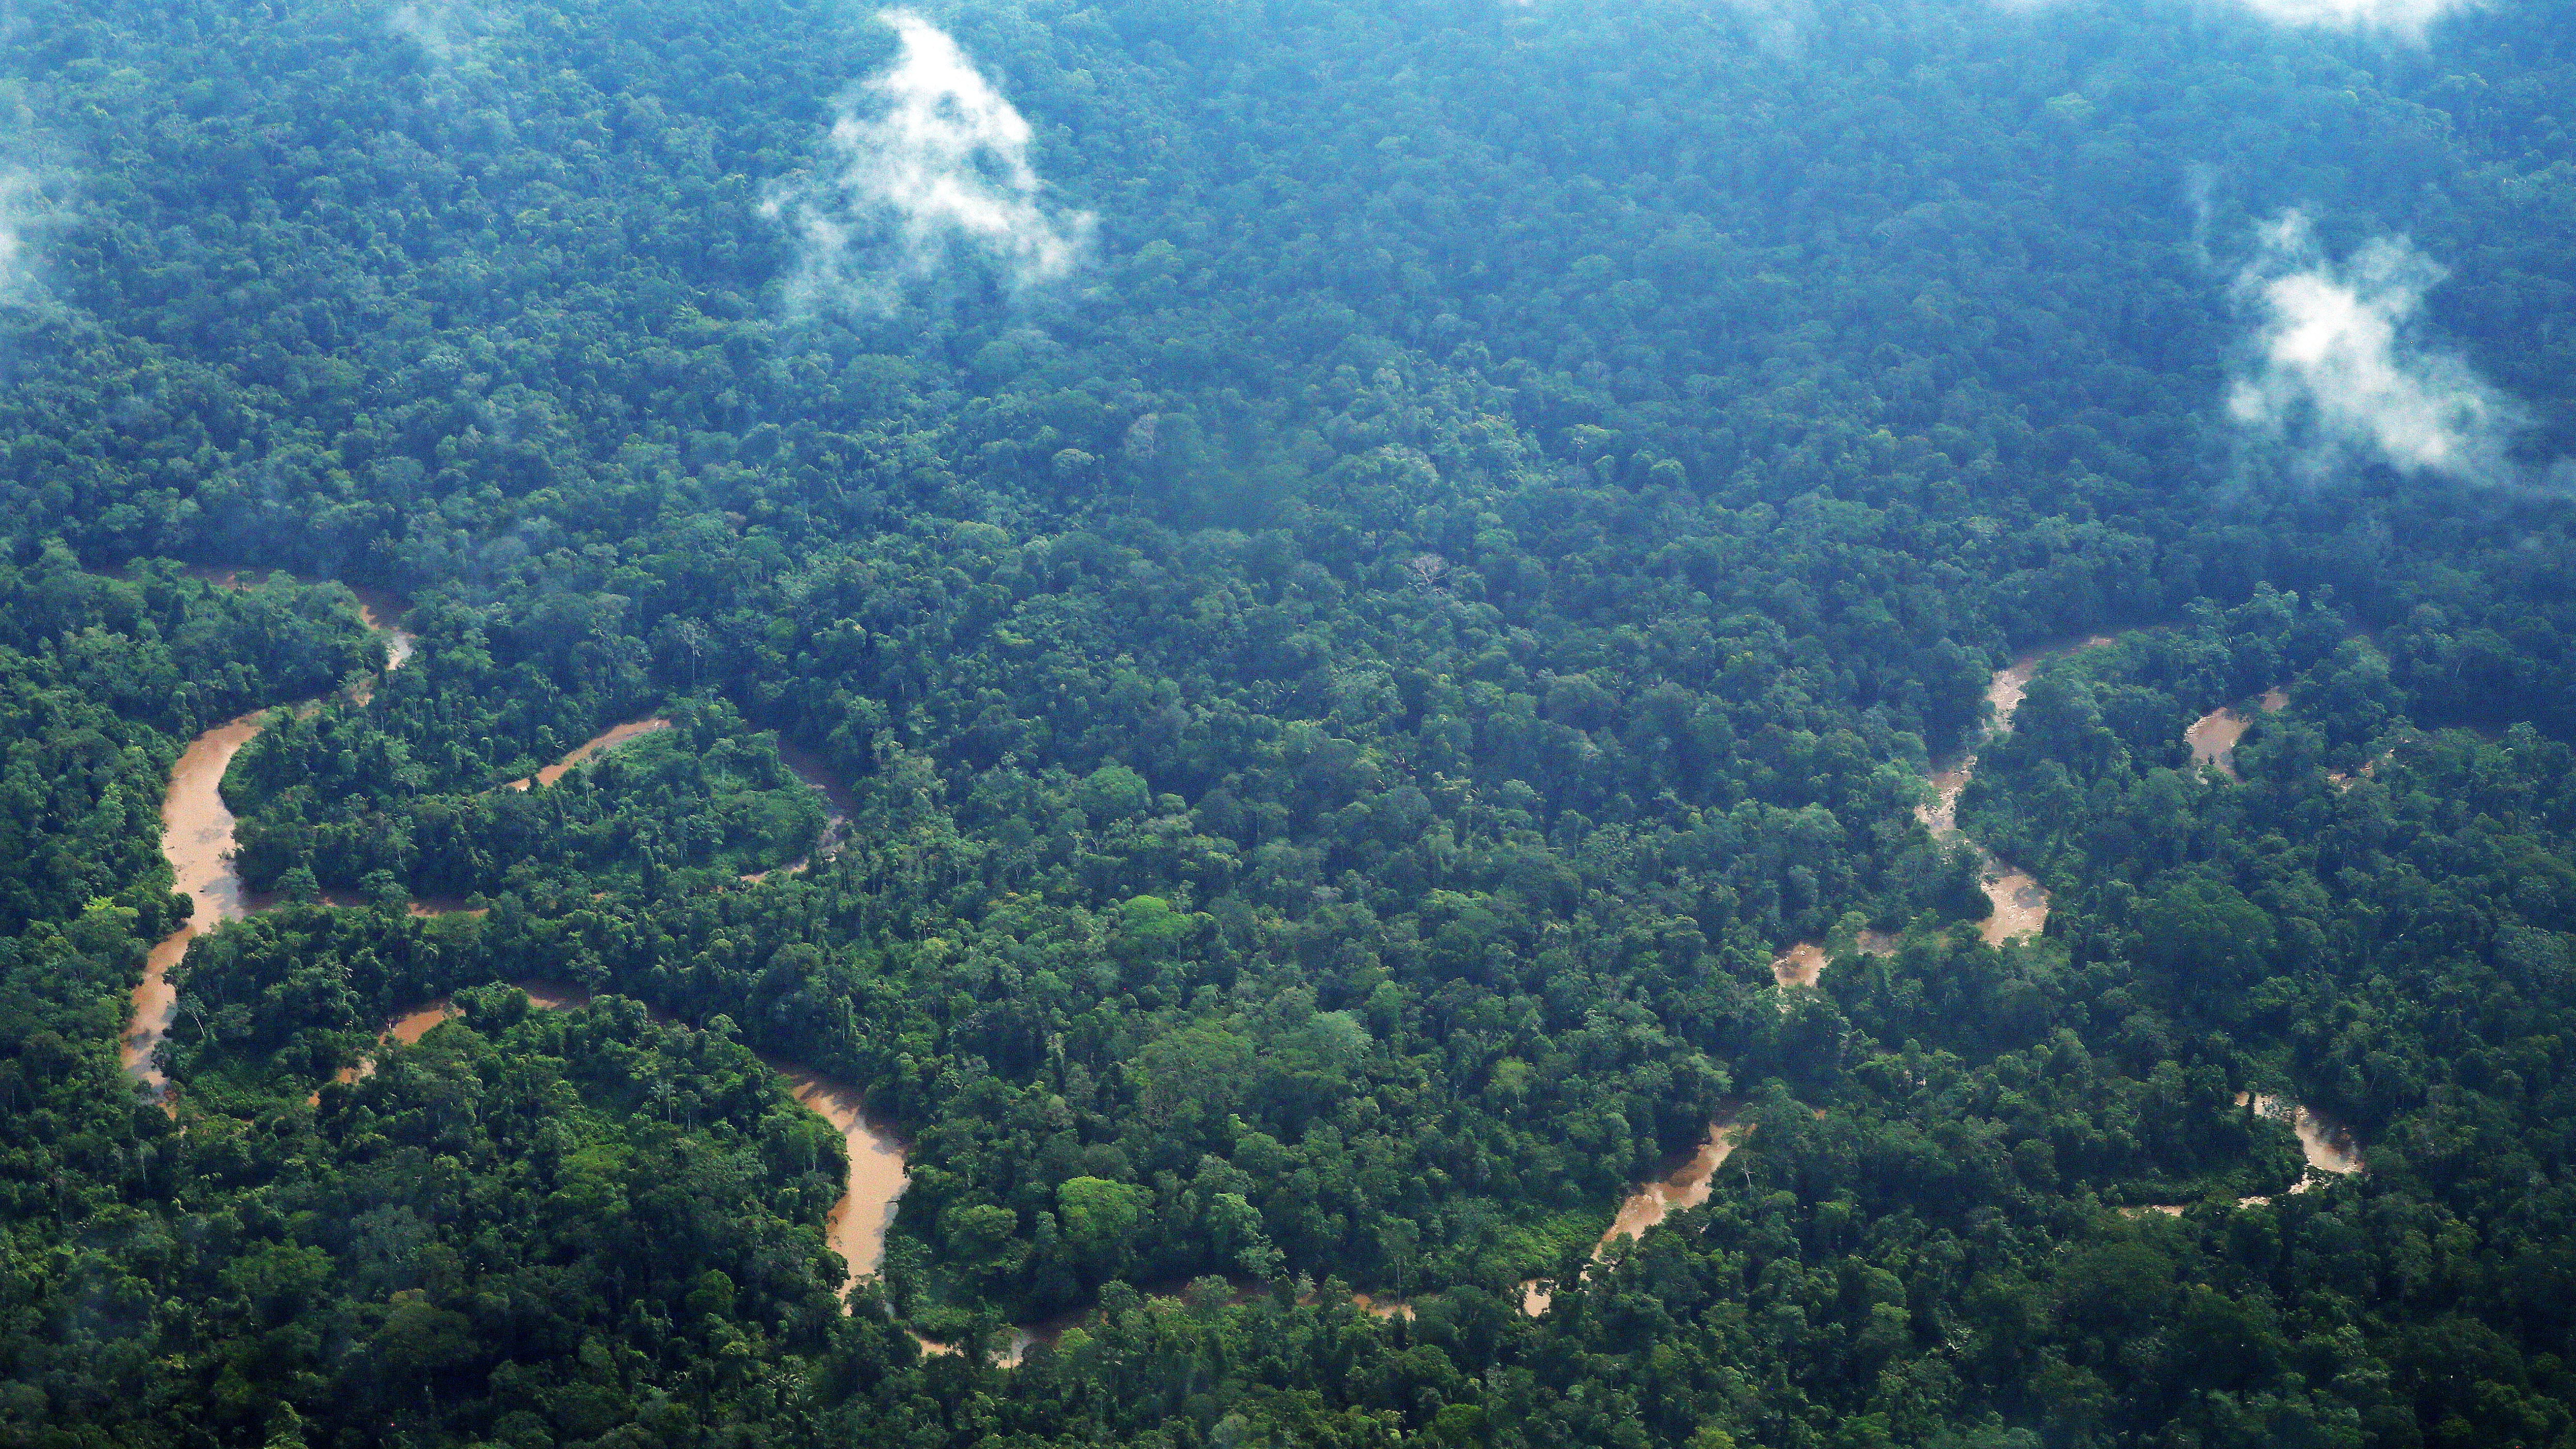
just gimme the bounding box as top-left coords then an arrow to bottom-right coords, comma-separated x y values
505,717 -> 672,791
2185,687 -> 2290,779
1768,635 -> 2115,990
1520,1108 -> 1754,1317
125,593 -> 2371,1337
351,984 -> 910,1300
123,711 -> 273,1093
120,577 -> 910,1298
1923,636 -> 2114,945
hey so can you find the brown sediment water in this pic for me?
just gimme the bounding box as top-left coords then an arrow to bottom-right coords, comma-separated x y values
127,583 -> 906,1284
741,738 -> 859,884
344,587 -> 415,703
1771,941 -> 1827,988
506,717 -> 673,791
123,711 -> 271,1092
1771,929 -> 1901,990
173,567 -> 417,700
767,1061 -> 912,1300
1981,870 -> 2051,943
2186,688 -> 2288,780
1914,635 -> 2119,946
2239,1092 -> 2364,1181
2126,1095 -> 2363,1216
1920,760 -> 1973,839
1987,637 -> 2114,733
344,585 -> 417,670
1764,638 -> 2127,988
2186,710 -> 2254,778
342,981 -> 909,1306
387,1000 -> 460,1043
1522,1109 -> 1756,1317
1596,1114 -> 1752,1253
126,582 -> 423,1096
774,737 -> 860,819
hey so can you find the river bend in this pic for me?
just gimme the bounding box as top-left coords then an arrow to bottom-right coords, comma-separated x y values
120,578 -> 908,1297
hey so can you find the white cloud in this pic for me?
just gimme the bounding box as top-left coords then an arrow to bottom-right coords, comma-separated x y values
1721,0 -> 1814,52
2227,211 -> 2520,484
767,10 -> 1092,314
0,169 -> 42,304
2225,0 -> 2478,39
387,0 -> 478,65
1994,0 -> 2477,41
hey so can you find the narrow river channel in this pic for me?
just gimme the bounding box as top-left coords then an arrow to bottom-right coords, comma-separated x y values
1769,634 -> 2116,990
121,576 -> 912,1300
1521,1108 -> 1754,1317
353,984 -> 911,1299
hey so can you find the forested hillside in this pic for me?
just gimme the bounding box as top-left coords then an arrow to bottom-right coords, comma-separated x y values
4,0 -> 2575,1445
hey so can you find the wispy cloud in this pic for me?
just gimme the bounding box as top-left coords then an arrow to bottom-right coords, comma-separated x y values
766,10 -> 1093,314
386,0 -> 479,65
2228,211 -> 2521,485
0,168 -> 44,305
1995,0 -> 2477,41
1719,0 -> 1814,52
2225,0 -> 2478,40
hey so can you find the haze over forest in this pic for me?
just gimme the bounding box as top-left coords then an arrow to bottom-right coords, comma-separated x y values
5,1 -> 2576,1446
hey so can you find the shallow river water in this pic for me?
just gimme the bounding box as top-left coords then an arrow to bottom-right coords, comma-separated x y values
359,984 -> 910,1297
2185,687 -> 2290,779
121,576 -> 908,1296
1771,635 -> 2116,991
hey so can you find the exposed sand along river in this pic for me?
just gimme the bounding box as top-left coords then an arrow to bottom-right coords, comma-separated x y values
122,575 -> 906,1298
350,984 -> 909,1301
2124,1093 -> 2364,1215
1521,1108 -> 1754,1317
1923,636 -> 2115,946
1768,635 -> 2119,990
2185,687 -> 2290,779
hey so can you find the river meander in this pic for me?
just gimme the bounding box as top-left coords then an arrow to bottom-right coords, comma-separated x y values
121,575 -> 909,1299
1770,635 -> 2115,990
354,984 -> 910,1299
2186,687 -> 2290,779
126,598 -> 2368,1342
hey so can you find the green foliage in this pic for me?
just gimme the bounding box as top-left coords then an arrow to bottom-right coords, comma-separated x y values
4,0 -> 2576,1445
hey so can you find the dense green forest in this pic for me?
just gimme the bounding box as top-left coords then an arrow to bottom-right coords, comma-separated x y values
6,0 -> 2576,1444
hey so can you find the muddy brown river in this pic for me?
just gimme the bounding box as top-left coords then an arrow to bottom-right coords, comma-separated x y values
122,576 -> 907,1295
356,985 -> 910,1298
2186,687 -> 2290,779
2242,1091 -> 2364,1179
2126,1093 -> 2364,1215
1927,636 -> 2115,946
133,598 -> 2350,1339
1521,1108 -> 1754,1316
506,717 -> 672,791
122,711 -> 271,1092
1770,635 -> 2118,989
